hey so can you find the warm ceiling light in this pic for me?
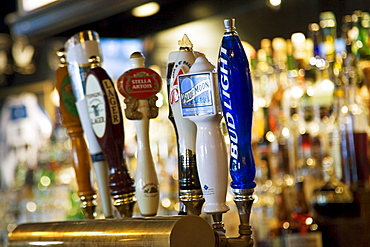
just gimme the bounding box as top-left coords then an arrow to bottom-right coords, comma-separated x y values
132,2 -> 160,17
22,0 -> 58,12
269,0 -> 281,7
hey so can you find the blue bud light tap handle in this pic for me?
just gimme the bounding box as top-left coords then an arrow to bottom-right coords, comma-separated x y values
217,18 -> 256,190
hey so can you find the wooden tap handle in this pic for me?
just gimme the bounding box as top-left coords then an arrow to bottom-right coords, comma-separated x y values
55,52 -> 96,200
85,64 -> 135,197
67,126 -> 96,198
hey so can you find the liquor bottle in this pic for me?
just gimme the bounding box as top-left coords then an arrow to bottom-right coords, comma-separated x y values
258,38 -> 279,107
320,11 -> 337,65
258,107 -> 277,183
275,112 -> 295,206
282,39 -> 304,121
355,11 -> 370,96
291,32 -> 308,70
85,56 -> 136,217
55,49 -> 97,219
269,185 -> 290,247
352,11 -> 370,190
327,88 -> 344,181
340,50 -> 359,189
117,52 -> 161,216
351,81 -> 370,190
311,83 -> 354,218
352,11 -> 370,60
271,37 -> 288,110
312,156 -> 354,217
285,179 -> 323,247
282,40 -> 305,180
255,109 -> 283,247
308,21 -> 336,186
348,11 -> 370,123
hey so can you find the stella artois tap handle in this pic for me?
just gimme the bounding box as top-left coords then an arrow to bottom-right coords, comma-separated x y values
85,56 -> 136,218
117,52 -> 160,216
55,49 -> 97,219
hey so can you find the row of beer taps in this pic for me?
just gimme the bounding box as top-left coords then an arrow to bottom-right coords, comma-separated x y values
55,18 -> 255,247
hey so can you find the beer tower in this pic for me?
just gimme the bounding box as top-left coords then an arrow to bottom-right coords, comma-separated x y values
7,19 -> 256,247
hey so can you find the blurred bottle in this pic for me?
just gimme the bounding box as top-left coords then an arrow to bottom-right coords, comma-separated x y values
311,85 -> 355,217
320,11 -> 337,66
258,107 -> 275,182
352,88 -> 370,190
268,113 -> 294,247
351,11 -> 370,60
269,185 -> 290,247
256,41 -> 278,108
340,50 -> 359,190
284,179 -> 322,247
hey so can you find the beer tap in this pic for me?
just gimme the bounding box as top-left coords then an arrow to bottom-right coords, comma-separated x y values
178,56 -> 230,240
217,18 -> 256,246
55,49 -> 97,219
168,34 -> 205,215
117,52 -> 160,216
85,56 -> 136,217
64,31 -> 114,218
166,51 -> 186,214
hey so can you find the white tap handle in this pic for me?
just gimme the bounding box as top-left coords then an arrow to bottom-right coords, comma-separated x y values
170,99 -> 197,153
92,161 -> 114,218
75,99 -> 103,154
65,30 -> 102,101
169,50 -> 197,155
134,99 -> 159,216
179,56 -> 230,214
117,52 -> 161,217
194,116 -> 229,213
76,95 -> 114,219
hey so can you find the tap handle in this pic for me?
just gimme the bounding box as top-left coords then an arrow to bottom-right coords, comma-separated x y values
193,118 -> 229,214
55,49 -> 96,219
168,40 -> 206,215
117,52 -> 161,216
218,19 -> 256,190
63,33 -> 116,218
179,57 -> 229,214
85,57 -> 136,217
